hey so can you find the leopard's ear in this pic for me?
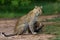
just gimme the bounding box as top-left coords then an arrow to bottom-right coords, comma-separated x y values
35,6 -> 38,9
40,6 -> 43,9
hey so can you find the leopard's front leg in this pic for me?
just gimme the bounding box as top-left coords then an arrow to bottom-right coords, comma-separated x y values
29,22 -> 37,34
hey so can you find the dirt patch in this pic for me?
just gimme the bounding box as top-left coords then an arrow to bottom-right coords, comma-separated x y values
0,34 -> 55,40
0,15 -> 59,40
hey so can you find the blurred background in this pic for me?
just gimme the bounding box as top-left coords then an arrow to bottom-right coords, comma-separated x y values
0,0 -> 60,18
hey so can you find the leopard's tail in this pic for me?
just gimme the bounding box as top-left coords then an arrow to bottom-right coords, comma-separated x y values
2,32 -> 16,37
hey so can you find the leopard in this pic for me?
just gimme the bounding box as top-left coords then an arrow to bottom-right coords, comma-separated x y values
2,6 -> 44,37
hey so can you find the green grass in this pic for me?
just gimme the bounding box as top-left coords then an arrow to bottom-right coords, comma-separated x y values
52,36 -> 60,40
42,25 -> 60,40
0,12 -> 26,18
0,2 -> 60,18
43,25 -> 60,35
42,2 -> 60,15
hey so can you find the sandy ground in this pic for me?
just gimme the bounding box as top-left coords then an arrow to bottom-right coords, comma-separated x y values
0,15 -> 60,40
0,34 -> 55,40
